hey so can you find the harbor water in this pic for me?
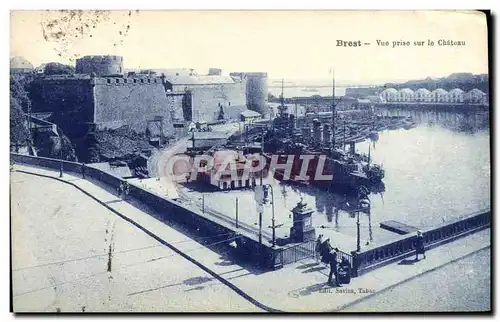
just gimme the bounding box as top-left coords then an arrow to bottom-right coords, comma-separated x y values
193,108 -> 490,250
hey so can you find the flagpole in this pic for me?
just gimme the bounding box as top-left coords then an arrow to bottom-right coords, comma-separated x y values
331,67 -> 335,149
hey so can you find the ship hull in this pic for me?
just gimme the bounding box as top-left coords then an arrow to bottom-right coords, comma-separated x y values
263,154 -> 373,194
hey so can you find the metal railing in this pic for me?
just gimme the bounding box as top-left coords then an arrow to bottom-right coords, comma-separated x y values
337,249 -> 353,267
175,187 -> 273,244
280,240 -> 315,265
351,209 -> 491,277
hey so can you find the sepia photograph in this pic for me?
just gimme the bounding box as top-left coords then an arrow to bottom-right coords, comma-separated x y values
9,9 -> 491,313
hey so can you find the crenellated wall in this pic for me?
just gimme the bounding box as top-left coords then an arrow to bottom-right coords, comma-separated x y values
93,77 -> 176,135
30,75 -> 184,137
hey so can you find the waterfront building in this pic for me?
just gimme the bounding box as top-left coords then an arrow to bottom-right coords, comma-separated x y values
240,110 -> 262,123
465,88 -> 487,104
431,88 -> 449,103
447,88 -> 465,103
379,88 -> 398,102
198,150 -> 256,190
397,88 -> 415,102
414,88 -> 432,102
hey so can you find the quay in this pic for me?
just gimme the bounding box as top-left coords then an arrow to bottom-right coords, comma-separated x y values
10,164 -> 491,312
10,152 -> 491,278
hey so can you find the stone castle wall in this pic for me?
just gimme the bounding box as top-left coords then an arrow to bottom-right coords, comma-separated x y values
76,55 -> 124,76
29,76 -> 95,137
30,74 -> 250,138
93,77 -> 176,135
172,82 -> 247,122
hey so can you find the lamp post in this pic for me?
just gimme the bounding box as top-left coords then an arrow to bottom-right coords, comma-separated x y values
258,126 -> 265,246
264,184 -> 276,247
356,210 -> 361,252
235,197 -> 239,228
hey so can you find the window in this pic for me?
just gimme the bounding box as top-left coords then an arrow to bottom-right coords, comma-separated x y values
148,79 -> 151,83
124,79 -> 127,83
134,79 -> 137,83
116,79 -> 119,84
107,79 -> 111,84
141,79 -> 144,83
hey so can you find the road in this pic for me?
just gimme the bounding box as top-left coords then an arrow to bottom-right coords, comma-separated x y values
10,171 -> 262,312
341,248 -> 491,312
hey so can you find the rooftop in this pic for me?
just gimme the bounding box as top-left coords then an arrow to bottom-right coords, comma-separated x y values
164,74 -> 235,85
240,110 -> 262,118
192,131 -> 233,140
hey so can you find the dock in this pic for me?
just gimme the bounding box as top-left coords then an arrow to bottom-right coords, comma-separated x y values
380,220 -> 420,235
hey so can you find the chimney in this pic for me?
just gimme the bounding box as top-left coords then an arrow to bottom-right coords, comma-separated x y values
323,123 -> 332,147
313,119 -> 322,145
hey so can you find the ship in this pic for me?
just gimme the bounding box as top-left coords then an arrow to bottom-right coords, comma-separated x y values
258,74 -> 385,194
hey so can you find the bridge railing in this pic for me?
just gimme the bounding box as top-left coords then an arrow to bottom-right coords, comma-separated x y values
350,209 -> 491,277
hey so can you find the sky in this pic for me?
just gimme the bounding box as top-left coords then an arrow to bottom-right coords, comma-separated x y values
10,10 -> 489,84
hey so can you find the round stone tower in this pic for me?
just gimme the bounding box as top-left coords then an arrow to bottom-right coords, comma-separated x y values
244,72 -> 269,117
75,55 -> 124,76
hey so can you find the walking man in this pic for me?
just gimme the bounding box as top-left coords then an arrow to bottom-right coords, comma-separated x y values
414,230 -> 426,260
327,248 -> 341,287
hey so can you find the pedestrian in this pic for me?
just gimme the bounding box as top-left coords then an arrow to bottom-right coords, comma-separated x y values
414,230 -> 426,260
315,234 -> 324,262
81,163 -> 86,179
118,182 -> 124,198
123,181 -> 130,199
327,249 -> 341,287
320,238 -> 332,264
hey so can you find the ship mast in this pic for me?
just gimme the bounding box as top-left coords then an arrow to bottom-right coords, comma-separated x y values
278,78 -> 287,116
281,78 -> 284,106
331,68 -> 336,149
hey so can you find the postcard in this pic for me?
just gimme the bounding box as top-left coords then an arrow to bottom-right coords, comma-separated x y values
10,10 -> 491,313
